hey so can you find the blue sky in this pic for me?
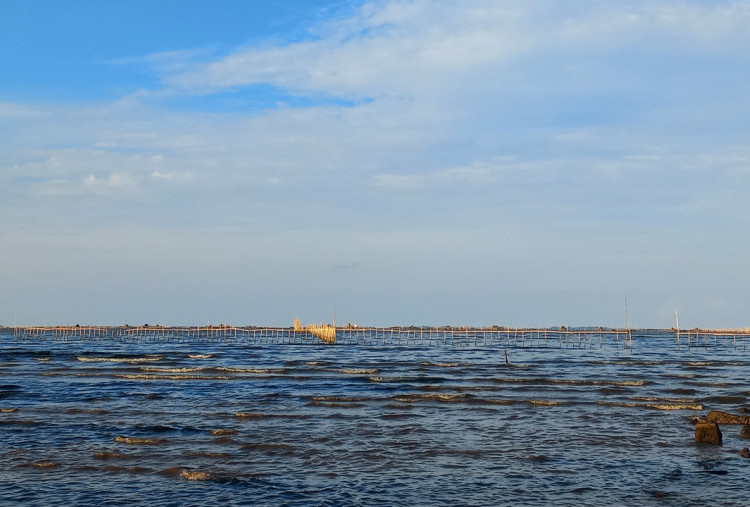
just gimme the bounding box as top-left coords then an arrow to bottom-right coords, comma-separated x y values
2,0 -> 750,328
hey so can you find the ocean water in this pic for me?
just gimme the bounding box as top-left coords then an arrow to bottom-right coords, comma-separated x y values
1,329 -> 749,506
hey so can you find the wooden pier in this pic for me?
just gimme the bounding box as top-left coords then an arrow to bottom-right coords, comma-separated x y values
5,325 -> 749,350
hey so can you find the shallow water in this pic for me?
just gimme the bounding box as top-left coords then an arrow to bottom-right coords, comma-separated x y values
1,330 -> 749,505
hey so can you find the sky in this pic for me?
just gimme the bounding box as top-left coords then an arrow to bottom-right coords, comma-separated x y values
2,0 -> 750,328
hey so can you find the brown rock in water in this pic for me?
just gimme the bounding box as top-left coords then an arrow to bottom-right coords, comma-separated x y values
114,435 -> 164,445
181,469 -> 211,481
706,410 -> 750,425
741,425 -> 750,439
695,421 -> 722,445
210,428 -> 238,436
740,448 -> 750,458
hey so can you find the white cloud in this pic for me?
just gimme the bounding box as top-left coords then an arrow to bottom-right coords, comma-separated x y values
162,1 -> 535,98
84,172 -> 134,190
154,0 -> 750,103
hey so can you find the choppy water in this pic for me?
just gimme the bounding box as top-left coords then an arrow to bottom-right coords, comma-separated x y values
1,330 -> 749,506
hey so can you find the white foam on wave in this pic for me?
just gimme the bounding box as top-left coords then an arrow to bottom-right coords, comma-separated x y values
420,362 -> 465,368
115,373 -> 231,381
629,396 -> 696,403
140,367 -> 206,373
598,400 -> 703,410
528,399 -> 566,406
77,356 -> 164,364
334,368 -> 379,375
216,367 -> 286,374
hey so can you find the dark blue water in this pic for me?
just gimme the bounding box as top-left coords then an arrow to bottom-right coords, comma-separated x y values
1,330 -> 749,505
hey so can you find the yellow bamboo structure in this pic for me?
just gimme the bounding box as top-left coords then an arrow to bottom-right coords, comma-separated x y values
294,318 -> 336,343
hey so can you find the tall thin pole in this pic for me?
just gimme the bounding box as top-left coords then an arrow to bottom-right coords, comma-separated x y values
624,298 -> 631,348
675,308 -> 680,347
624,298 -> 629,330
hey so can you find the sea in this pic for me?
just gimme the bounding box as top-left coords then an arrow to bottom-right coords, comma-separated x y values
1,329 -> 749,506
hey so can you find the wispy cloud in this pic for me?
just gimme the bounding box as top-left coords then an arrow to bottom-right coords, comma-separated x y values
149,1 -> 750,103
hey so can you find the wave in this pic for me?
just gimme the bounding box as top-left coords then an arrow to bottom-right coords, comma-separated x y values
682,361 -> 749,367
419,362 -> 467,368
216,367 -> 286,374
78,356 -> 164,364
393,394 -> 469,403
12,461 -> 59,469
597,401 -> 703,410
687,381 -> 730,387
629,396 -> 696,403
114,374 -> 231,381
309,401 -> 363,408
0,419 -> 43,426
491,377 -> 647,387
472,398 -> 516,405
183,451 -> 230,458
65,408 -> 107,415
528,400 -> 566,406
311,396 -> 372,403
0,384 -> 22,400
93,451 -> 131,460
101,465 -> 152,474
367,375 -> 447,384
235,412 -> 265,418
140,367 -> 207,373
587,360 -> 662,366
136,366 -> 289,375
701,395 -> 747,404
648,403 -> 704,410
235,412 -> 307,420
241,443 -> 296,453
332,368 -> 379,375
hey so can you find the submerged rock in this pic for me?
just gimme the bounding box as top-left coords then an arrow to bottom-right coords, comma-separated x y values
695,421 -> 722,445
181,469 -> 211,481
32,461 -> 59,469
741,425 -> 750,439
210,428 -> 238,436
740,448 -> 750,458
706,410 -> 750,425
114,435 -> 164,445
